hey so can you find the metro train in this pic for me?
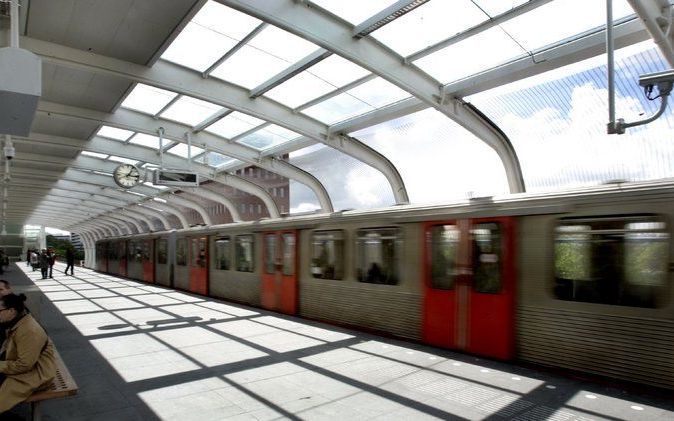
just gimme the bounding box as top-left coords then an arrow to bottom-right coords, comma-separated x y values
94,181 -> 674,390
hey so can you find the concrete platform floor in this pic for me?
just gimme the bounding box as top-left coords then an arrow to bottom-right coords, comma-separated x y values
2,262 -> 673,420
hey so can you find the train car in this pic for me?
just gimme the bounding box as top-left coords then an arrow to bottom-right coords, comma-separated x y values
154,236 -> 171,287
95,241 -> 108,273
93,182 -> 674,390
106,240 -> 127,278
173,234 -> 209,295
126,238 -> 154,283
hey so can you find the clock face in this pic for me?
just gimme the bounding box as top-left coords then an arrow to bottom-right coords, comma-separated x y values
113,163 -> 142,188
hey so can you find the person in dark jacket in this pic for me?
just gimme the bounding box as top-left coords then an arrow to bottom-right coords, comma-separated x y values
38,250 -> 49,280
64,248 -> 75,276
46,249 -> 55,279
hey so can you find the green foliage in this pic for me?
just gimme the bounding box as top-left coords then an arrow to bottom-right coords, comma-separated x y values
46,235 -> 84,261
555,240 -> 590,280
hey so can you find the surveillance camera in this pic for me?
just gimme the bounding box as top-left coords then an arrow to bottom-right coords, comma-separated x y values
3,145 -> 15,160
639,70 -> 674,88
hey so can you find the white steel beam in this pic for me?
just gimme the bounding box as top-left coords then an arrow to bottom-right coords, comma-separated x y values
164,194 -> 213,226
35,101 -> 321,213
20,36 -> 404,207
131,205 -> 172,231
627,0 -> 674,67
217,0 -> 520,193
182,187 -> 241,222
146,202 -> 190,229
22,128 -> 282,217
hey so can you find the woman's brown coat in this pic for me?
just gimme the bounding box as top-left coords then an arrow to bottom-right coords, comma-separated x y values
0,313 -> 56,413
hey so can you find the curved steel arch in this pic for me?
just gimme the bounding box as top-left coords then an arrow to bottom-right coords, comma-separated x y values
24,36 -> 407,206
217,0 -> 524,193
20,131 -> 282,218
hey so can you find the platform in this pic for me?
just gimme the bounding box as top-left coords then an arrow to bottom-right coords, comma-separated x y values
2,262 -> 673,420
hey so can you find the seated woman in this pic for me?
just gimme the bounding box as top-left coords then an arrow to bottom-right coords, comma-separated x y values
0,293 -> 56,414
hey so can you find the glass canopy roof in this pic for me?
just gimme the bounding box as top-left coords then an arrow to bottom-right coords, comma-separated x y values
78,0 -> 674,217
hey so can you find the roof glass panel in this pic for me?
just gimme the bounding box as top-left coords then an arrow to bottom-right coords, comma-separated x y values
301,77 -> 410,124
161,2 -> 261,71
372,0 -> 486,57
199,152 -> 238,168
159,96 -> 223,127
210,26 -> 319,88
308,55 -> 371,88
302,92 -> 374,124
160,23 -> 239,72
472,0 -> 529,16
414,26 -> 523,84
121,84 -> 178,115
352,108 -> 508,203
81,151 -> 108,159
290,144 -> 394,211
310,0 -> 398,25
129,133 -> 160,149
107,156 -> 139,165
237,124 -> 300,150
264,72 -> 335,108
249,25 -> 318,63
210,44 -> 290,88
467,41 -> 673,192
347,77 -> 411,108
499,0 -> 634,52
96,126 -> 134,141
205,111 -> 265,139
166,143 -> 205,158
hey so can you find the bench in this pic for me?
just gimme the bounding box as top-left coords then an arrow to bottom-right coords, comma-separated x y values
24,349 -> 78,421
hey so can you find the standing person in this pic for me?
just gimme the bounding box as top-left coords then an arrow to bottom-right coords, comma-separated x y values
0,293 -> 57,414
64,247 -> 75,276
25,250 -> 30,267
38,250 -> 49,280
47,249 -> 56,279
29,250 -> 38,272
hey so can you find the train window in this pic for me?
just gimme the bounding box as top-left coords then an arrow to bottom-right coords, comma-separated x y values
190,237 -> 207,268
157,239 -> 168,264
429,225 -> 459,290
311,230 -> 344,280
214,237 -> 231,270
472,223 -> 502,294
554,216 -> 669,308
356,228 -> 400,285
236,235 -> 254,272
130,241 -> 143,262
281,233 -> 295,276
176,238 -> 187,266
264,234 -> 277,274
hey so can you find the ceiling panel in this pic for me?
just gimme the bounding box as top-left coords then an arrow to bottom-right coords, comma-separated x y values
41,63 -> 131,112
26,0 -> 201,64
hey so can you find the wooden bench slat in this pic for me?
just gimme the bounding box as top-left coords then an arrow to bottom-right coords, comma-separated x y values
25,348 -> 78,403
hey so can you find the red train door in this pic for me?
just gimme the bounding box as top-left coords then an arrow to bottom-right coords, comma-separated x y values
261,230 -> 298,315
189,236 -> 208,295
422,217 -> 516,360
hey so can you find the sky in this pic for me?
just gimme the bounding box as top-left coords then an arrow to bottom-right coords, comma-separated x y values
289,41 -> 673,212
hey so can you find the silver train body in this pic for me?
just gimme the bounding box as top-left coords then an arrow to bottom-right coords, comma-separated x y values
95,181 -> 674,389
